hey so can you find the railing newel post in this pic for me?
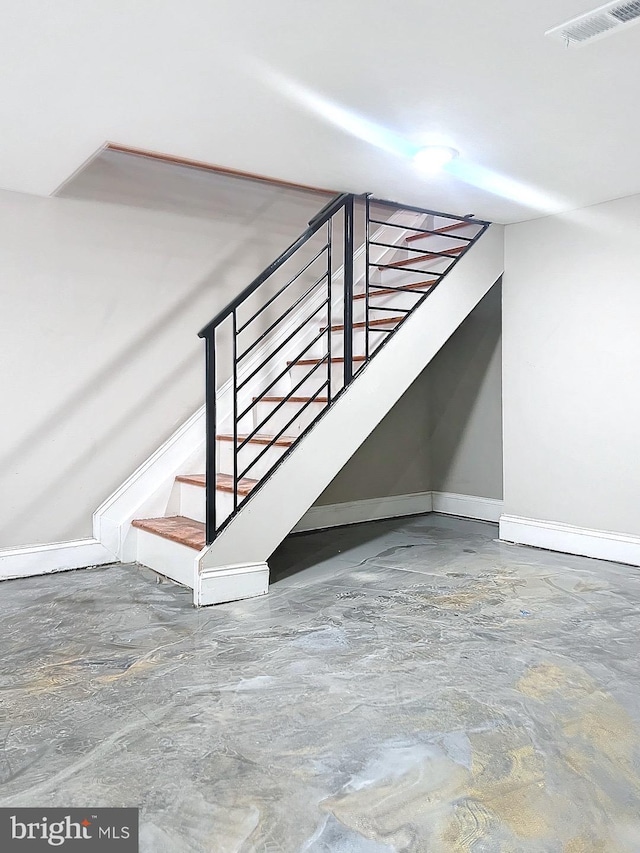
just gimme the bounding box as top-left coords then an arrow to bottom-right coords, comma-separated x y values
204,330 -> 217,545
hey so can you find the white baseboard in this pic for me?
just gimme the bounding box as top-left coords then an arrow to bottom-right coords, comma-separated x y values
0,538 -> 116,581
294,490 -> 504,533
432,491 -> 503,523
196,562 -> 269,606
499,514 -> 640,567
293,492 -> 434,532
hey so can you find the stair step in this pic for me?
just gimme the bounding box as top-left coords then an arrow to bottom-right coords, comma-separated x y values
132,515 -> 205,550
259,395 -> 329,404
324,316 -> 405,331
378,245 -> 466,270
405,221 -> 474,243
353,280 -> 438,300
176,473 -> 257,495
289,356 -> 366,366
216,433 -> 296,447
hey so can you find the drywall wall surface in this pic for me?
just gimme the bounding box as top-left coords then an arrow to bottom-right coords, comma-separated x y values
314,281 -> 503,507
313,369 -> 432,506
503,193 -> 640,535
428,281 -> 503,498
0,186 -> 322,548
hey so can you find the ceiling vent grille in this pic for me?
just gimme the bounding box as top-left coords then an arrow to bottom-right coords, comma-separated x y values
546,0 -> 640,46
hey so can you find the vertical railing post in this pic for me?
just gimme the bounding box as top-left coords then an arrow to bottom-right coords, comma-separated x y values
204,330 -> 217,545
327,216 -> 333,402
343,195 -> 355,388
364,194 -> 370,362
232,310 -> 238,512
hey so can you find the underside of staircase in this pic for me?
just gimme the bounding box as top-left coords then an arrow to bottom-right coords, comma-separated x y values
126,195 -> 504,605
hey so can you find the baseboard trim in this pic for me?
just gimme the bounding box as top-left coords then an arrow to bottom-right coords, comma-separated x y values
0,538 -> 116,581
197,562 -> 269,607
293,492 -> 433,532
499,514 -> 640,567
294,491 -> 504,533
432,491 -> 503,523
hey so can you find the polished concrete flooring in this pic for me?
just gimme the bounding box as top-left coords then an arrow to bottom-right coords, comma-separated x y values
1,514 -> 640,852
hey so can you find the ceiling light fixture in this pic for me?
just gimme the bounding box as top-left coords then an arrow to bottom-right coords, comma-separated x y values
413,145 -> 459,174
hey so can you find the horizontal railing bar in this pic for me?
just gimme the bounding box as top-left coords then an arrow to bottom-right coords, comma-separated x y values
367,281 -> 440,293
237,243 -> 329,334
243,358 -> 329,442
236,320 -> 329,421
237,271 -> 328,364
368,218 -> 474,241
369,239 -> 461,256
238,382 -> 329,481
198,193 -> 349,338
237,299 -> 328,393
375,263 -> 449,276
369,197 -> 489,226
368,305 -> 411,313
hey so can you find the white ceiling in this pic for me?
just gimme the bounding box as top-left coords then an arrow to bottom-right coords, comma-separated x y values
2,0 -> 640,223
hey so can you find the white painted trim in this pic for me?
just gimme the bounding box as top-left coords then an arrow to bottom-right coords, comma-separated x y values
432,491 -> 503,523
0,538 -> 116,581
93,404 -> 206,561
499,514 -> 640,567
293,492 -> 434,531
197,562 -> 269,606
293,491 -> 504,532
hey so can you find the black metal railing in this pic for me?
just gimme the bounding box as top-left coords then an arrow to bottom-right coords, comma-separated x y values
198,193 -> 490,545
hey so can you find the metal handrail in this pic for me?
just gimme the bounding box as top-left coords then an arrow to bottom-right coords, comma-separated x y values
198,192 -> 351,339
199,191 -> 490,546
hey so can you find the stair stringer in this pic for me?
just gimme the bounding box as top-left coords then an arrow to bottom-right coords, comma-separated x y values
196,225 -> 504,605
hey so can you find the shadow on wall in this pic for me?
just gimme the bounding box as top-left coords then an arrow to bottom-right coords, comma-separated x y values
0,181 -> 325,548
428,279 -> 503,499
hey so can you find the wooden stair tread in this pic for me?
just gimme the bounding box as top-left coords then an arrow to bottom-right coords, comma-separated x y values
405,221 -> 475,243
324,316 -> 404,331
259,395 -> 329,403
353,280 -> 438,300
132,515 -> 205,550
289,356 -> 366,366
378,245 -> 465,270
216,433 -> 296,447
176,473 -> 258,495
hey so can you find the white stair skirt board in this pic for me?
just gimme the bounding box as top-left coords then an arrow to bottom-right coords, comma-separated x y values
197,563 -> 269,607
294,491 -> 503,532
199,225 -> 505,581
432,492 -> 503,523
499,514 -> 640,567
0,538 -> 116,581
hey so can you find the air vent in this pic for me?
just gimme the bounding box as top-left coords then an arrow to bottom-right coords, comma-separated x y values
546,0 -> 640,46
610,0 -> 640,21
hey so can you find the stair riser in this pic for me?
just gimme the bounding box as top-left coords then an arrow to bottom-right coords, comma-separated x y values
218,437 -> 289,481
179,481 -> 240,526
252,398 -> 328,436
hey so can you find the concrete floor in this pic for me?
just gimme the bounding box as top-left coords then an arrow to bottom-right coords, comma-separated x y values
1,514 -> 640,852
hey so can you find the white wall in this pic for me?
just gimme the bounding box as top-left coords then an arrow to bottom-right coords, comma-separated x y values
314,281 -> 503,507
428,281 -> 503,498
0,186 -> 322,549
503,193 -> 640,538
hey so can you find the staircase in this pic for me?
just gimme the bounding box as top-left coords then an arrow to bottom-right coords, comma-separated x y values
130,194 -> 503,605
